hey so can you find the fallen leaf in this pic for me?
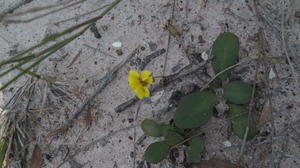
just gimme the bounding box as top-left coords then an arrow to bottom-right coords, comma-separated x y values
86,106 -> 93,129
47,125 -> 71,137
29,145 -> 43,168
258,100 -> 272,126
193,158 -> 240,168
66,50 -> 82,68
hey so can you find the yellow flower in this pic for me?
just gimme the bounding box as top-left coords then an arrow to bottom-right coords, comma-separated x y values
128,70 -> 154,99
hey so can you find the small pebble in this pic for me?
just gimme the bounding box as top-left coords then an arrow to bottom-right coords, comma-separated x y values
150,91 -> 164,103
112,41 -> 122,48
198,35 -> 206,43
201,51 -> 209,61
223,140 -> 232,147
102,25 -> 108,31
148,42 -> 157,51
116,49 -> 123,56
269,68 -> 276,79
90,23 -> 101,39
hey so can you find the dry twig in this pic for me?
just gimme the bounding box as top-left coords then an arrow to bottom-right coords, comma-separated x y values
67,47 -> 141,124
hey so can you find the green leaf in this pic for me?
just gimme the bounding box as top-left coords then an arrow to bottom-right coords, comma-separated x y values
209,77 -> 222,89
212,32 -> 239,81
141,119 -> 162,137
164,131 -> 184,146
173,126 -> 185,135
188,136 -> 205,152
228,103 -> 248,118
224,81 -> 252,104
42,33 -> 63,42
187,136 -> 205,163
174,91 -> 217,129
144,141 -> 169,163
160,124 -> 174,136
0,138 -> 9,168
228,104 -> 256,140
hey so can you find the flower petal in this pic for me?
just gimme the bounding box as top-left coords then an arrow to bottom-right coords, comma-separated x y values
128,70 -> 141,89
144,87 -> 150,97
144,76 -> 153,86
134,87 -> 150,99
134,87 -> 145,99
140,70 -> 152,82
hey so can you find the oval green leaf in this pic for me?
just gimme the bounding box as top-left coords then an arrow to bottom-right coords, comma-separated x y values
174,91 -> 217,129
141,119 -> 162,137
224,81 -> 252,104
144,141 -> 169,163
228,104 -> 256,140
160,124 -> 174,136
187,136 -> 205,162
164,131 -> 184,146
212,32 -> 239,81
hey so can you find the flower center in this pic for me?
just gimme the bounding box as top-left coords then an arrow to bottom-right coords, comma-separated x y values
139,77 -> 148,87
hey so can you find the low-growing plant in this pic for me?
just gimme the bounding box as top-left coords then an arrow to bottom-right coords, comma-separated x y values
140,32 -> 257,164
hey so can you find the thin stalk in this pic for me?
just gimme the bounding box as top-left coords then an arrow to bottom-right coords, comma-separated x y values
0,28 -> 85,91
16,67 -> 41,79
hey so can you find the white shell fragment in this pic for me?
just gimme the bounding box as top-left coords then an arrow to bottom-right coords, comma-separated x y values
201,51 -> 209,61
112,41 -> 122,48
223,140 -> 232,147
269,68 -> 276,79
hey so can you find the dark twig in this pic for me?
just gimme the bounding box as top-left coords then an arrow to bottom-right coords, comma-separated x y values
115,97 -> 138,113
68,47 -> 141,124
140,48 -> 166,70
0,0 -> 33,19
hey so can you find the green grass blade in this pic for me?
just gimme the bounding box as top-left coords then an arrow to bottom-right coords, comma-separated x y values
0,0 -> 123,90
0,31 -> 81,91
0,40 -> 48,66
0,55 -> 36,68
16,67 -> 41,79
0,54 -> 35,78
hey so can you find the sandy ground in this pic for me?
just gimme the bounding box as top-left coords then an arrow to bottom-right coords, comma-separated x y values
0,0 -> 300,168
